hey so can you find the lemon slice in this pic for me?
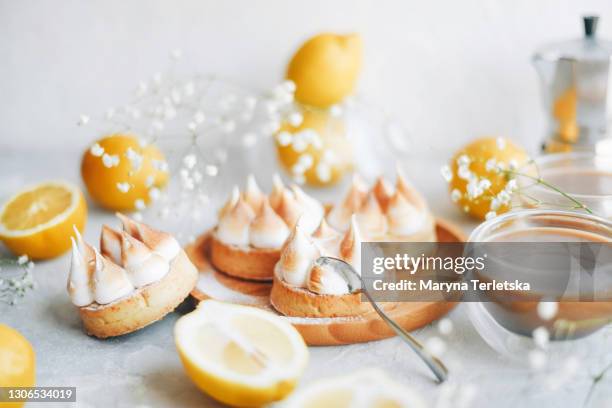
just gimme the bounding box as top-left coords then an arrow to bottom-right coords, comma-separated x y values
0,181 -> 87,259
174,300 -> 309,407
280,369 -> 426,408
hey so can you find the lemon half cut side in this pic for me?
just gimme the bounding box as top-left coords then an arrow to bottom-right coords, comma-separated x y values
174,300 -> 309,407
0,181 -> 87,259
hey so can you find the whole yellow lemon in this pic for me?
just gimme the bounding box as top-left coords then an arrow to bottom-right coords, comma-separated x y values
448,137 -> 528,220
276,108 -> 353,187
287,33 -> 362,108
81,134 -> 168,211
0,324 -> 35,408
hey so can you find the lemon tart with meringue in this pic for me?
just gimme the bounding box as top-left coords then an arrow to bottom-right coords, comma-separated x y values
270,216 -> 370,318
327,169 -> 436,242
210,175 -> 324,281
67,214 -> 197,338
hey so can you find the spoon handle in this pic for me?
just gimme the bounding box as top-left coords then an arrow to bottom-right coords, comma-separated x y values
361,282 -> 449,383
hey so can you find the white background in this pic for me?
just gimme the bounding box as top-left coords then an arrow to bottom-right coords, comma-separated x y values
2,0 -> 612,155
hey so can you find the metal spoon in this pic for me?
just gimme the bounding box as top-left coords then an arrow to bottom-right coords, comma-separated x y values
315,256 -> 449,383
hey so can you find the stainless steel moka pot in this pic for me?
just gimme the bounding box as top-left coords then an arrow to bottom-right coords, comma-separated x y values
533,16 -> 612,153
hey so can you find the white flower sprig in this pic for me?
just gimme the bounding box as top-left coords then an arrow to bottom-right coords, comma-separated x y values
0,255 -> 35,305
441,152 -> 593,219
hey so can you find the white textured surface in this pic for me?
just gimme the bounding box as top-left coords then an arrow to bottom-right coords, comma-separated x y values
3,0 -> 612,154
1,152 -> 612,408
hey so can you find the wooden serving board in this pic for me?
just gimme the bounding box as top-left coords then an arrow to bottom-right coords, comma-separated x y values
185,218 -> 466,346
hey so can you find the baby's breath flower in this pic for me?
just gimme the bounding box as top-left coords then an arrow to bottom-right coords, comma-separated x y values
276,131 -> 292,147
316,163 -> 331,183
508,159 -> 518,171
457,154 -> 471,166
505,179 -> 518,192
148,187 -> 161,201
183,154 -> 197,169
282,80 -> 296,93
490,197 -> 501,211
478,179 -> 492,191
135,199 -> 146,211
152,159 -> 168,172
291,134 -> 308,153
90,143 -> 104,157
125,147 -> 143,171
485,158 -> 497,172
329,104 -> 343,117
204,164 -> 218,177
17,255 -> 28,265
145,175 -> 155,188
116,182 -> 131,193
288,112 -> 303,127
102,154 -> 120,168
297,154 -> 314,169
450,189 -> 462,203
497,190 -> 512,205
496,137 -> 506,150
466,180 -> 483,199
457,164 -> 472,181
440,165 -> 453,182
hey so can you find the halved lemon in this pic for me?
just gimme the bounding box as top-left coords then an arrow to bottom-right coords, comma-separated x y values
0,324 -> 36,408
280,369 -> 427,408
0,181 -> 87,259
174,300 -> 308,407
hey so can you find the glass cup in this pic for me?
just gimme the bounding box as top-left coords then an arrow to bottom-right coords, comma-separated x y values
466,209 -> 612,364
521,152 -> 612,218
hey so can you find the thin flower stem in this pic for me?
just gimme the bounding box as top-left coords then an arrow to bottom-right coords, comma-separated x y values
505,170 -> 594,215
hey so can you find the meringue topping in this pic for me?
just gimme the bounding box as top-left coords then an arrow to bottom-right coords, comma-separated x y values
327,175 -> 368,231
269,174 -> 285,211
275,189 -> 303,230
67,214 -> 181,307
386,190 -> 426,236
216,197 -> 255,246
277,224 -> 320,287
100,225 -> 122,265
290,185 -> 324,234
249,198 -> 290,249
356,192 -> 387,238
132,220 -> 181,262
92,248 -> 134,305
243,174 -> 265,212
311,219 -> 341,256
219,186 -> 240,218
121,232 -> 169,287
396,166 -> 427,211
339,215 -> 362,275
307,262 -> 350,295
116,212 -> 140,239
312,218 -> 340,240
372,176 -> 394,212
73,225 -> 94,260
68,237 -> 94,307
